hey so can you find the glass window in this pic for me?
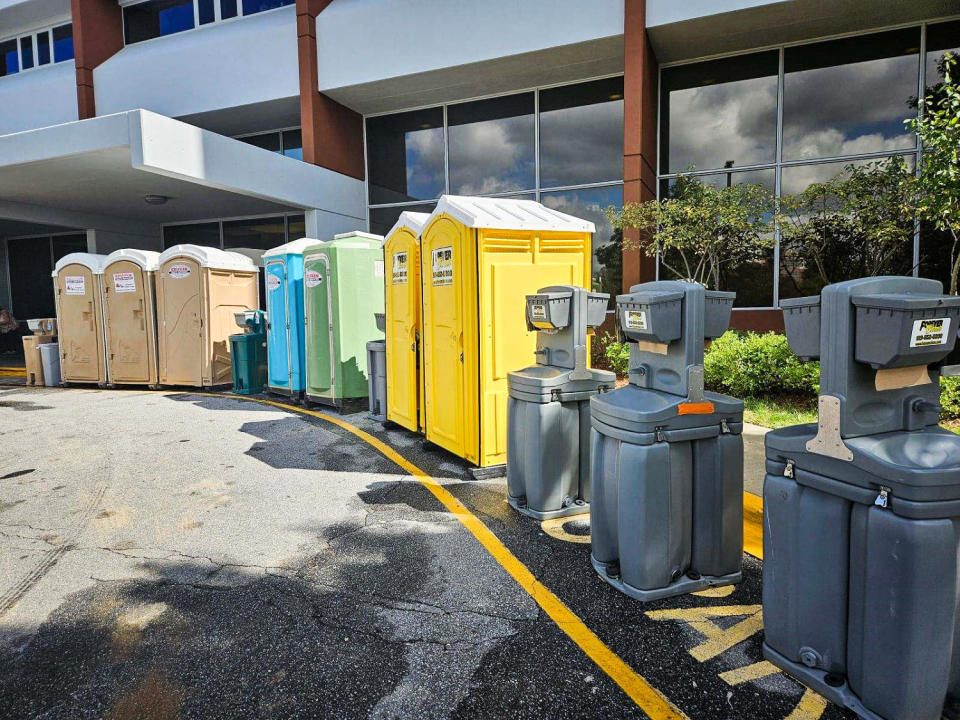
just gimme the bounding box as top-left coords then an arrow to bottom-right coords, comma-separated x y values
286,214 -> 305,240
0,39 -> 18,76
282,129 -> 302,161
19,37 -> 33,70
222,216 -> 286,250
539,77 -> 624,188
241,0 -> 293,16
52,25 -> 73,62
448,93 -> 535,195
926,20 -> 960,90
7,238 -> 54,319
366,108 -> 445,205
124,0 -> 196,45
660,51 -> 779,174
51,234 -> 88,262
541,185 -> 624,304
163,222 -> 221,249
368,203 -> 436,237
198,0 -> 216,24
239,132 -> 281,153
37,31 -> 50,65
221,0 -> 238,19
783,29 -> 920,161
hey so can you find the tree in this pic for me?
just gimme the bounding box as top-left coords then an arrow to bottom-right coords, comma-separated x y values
778,157 -> 916,296
906,53 -> 960,293
605,173 -> 775,290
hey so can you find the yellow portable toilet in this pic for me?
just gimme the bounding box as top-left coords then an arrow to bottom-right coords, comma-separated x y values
419,195 -> 594,472
156,245 -> 259,388
384,210 -> 430,432
53,253 -> 108,386
102,249 -> 161,387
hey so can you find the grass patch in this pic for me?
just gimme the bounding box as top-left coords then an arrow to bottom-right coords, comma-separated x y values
743,396 -> 817,429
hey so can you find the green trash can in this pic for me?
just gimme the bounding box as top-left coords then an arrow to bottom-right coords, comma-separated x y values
230,310 -> 267,395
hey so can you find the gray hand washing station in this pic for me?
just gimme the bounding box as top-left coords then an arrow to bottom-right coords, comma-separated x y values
590,281 -> 743,601
764,276 -> 960,720
506,286 -> 615,519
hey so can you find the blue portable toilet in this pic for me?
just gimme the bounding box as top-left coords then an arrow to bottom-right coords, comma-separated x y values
262,238 -> 317,399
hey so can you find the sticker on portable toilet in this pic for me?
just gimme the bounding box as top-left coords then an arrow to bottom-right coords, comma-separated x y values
432,247 -> 453,286
374,260 -> 384,278
305,270 -> 323,288
625,310 -> 648,330
267,274 -> 281,292
113,272 -> 136,293
531,304 -> 547,320
910,317 -> 951,347
168,264 -> 191,279
64,276 -> 86,295
392,252 -> 408,285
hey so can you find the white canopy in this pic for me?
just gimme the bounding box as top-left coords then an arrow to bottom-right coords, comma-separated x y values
262,238 -> 323,259
158,244 -> 258,272
386,211 -> 431,239
53,252 -> 107,275
104,248 -> 160,271
427,195 -> 596,233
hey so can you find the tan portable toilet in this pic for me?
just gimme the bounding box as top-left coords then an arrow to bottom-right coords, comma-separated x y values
52,253 -> 108,386
102,249 -> 161,387
156,244 -> 259,388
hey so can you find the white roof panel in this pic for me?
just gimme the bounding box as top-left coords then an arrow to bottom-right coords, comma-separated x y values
159,244 -> 258,272
386,211 -> 431,240
332,231 -> 384,243
262,238 -> 323,259
53,253 -> 107,275
104,248 -> 160,271
429,195 -> 596,233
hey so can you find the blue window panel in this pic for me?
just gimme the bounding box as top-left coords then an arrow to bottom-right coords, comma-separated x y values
19,37 -> 33,70
241,0 -> 293,16
198,0 -> 216,24
159,2 -> 195,35
52,25 -> 73,61
0,39 -> 18,76
282,129 -> 303,161
220,0 -> 238,19
37,31 -> 51,65
124,0 -> 194,44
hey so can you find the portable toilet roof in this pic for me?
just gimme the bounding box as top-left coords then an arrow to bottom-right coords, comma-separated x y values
159,244 -> 257,271
53,252 -> 106,276
104,248 -> 160,271
332,231 -> 384,244
387,211 -> 431,239
262,238 -> 322,259
427,195 -> 596,233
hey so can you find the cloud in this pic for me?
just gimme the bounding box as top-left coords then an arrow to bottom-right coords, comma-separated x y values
539,101 -> 623,187
448,116 -> 535,195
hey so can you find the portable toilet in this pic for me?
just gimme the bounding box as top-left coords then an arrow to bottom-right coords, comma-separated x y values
52,253 -> 108,386
303,232 -> 385,408
101,249 -> 160,387
384,211 -> 430,432
419,195 -> 594,472
156,245 -> 259,388
262,238 -> 315,399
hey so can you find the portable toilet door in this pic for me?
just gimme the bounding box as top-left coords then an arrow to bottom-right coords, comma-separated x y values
53,253 -> 108,385
101,249 -> 160,387
419,195 -> 594,469
157,245 -> 259,387
303,242 -> 334,402
262,238 -> 314,398
384,211 -> 430,432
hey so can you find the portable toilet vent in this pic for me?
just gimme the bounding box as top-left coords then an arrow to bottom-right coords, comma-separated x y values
101,249 -> 160,387
52,253 -> 108,386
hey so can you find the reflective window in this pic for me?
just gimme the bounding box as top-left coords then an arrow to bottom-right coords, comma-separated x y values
241,0 -> 293,15
163,222 -> 220,250
221,0 -> 238,19
448,93 -> 535,195
282,129 -> 302,161
368,203 -> 436,237
37,31 -> 50,65
926,20 -> 960,90
286,214 -> 305,240
366,108 -> 445,205
541,185 -> 624,303
222,216 -> 286,250
660,52 -> 779,174
52,25 -> 73,62
7,234 -> 86,319
124,0 -> 196,45
783,29 -> 920,161
19,37 -> 33,70
51,234 -> 88,262
539,77 -> 623,188
198,0 -> 216,24
0,40 -> 17,77
239,132 -> 281,153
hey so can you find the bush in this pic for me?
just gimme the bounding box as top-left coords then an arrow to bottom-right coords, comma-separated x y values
704,331 -> 820,398
941,377 -> 960,420
592,332 -> 630,377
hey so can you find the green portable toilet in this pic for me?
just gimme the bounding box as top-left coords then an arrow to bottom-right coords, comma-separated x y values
303,232 -> 385,408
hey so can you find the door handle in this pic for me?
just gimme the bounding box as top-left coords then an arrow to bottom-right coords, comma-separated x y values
86,301 -> 94,331
135,299 -> 145,331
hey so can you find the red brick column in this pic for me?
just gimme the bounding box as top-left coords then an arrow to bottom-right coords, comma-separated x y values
297,0 -> 365,179
621,0 -> 659,290
71,0 -> 124,119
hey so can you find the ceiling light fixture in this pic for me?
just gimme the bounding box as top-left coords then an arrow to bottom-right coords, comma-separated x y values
144,195 -> 170,205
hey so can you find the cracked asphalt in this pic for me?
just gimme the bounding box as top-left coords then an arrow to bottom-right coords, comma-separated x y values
0,386 -> 855,719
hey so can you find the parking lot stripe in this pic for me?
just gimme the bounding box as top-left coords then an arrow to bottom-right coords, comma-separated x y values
188,393 -> 689,720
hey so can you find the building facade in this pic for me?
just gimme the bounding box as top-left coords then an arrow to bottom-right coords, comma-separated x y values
0,0 -> 957,329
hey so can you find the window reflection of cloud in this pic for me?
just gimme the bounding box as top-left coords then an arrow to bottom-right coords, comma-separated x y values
539,101 -> 623,187
404,127 -> 445,199
449,117 -> 534,195
541,187 -> 622,273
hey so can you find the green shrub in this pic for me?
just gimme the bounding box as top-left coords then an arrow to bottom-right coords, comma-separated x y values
941,377 -> 960,420
704,331 -> 820,398
592,331 -> 630,377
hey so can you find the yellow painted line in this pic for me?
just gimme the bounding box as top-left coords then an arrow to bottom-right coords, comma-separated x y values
743,491 -> 763,560
786,689 -> 829,720
719,660 -> 781,686
0,371 -> 24,377
185,392 -> 689,720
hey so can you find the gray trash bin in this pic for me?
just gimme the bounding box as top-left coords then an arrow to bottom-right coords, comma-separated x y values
40,342 -> 61,387
506,286 -> 614,519
763,277 -> 960,720
590,281 -> 743,601
367,340 -> 387,422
